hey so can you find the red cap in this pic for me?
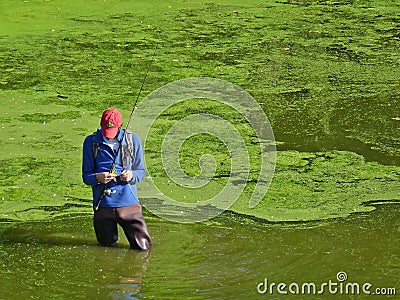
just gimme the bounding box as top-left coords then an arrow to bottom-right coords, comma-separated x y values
101,108 -> 122,139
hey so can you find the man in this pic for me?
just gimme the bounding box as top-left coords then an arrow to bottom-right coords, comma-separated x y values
82,108 -> 152,251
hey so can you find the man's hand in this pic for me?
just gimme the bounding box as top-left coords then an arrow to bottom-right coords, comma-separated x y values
96,172 -> 117,184
121,169 -> 133,182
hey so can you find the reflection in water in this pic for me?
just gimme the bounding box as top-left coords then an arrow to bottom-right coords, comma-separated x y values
0,203 -> 399,299
101,250 -> 150,300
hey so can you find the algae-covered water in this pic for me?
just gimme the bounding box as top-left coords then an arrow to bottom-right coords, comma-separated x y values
0,0 -> 399,221
0,0 -> 399,298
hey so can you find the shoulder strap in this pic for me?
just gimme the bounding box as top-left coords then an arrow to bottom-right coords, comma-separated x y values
91,132 -> 100,166
121,130 -> 135,167
91,131 -> 134,168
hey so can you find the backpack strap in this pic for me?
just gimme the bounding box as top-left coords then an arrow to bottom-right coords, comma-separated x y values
91,132 -> 100,168
121,130 -> 135,168
91,130 -> 134,169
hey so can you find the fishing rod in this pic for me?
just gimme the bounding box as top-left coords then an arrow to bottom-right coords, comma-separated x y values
94,47 -> 157,210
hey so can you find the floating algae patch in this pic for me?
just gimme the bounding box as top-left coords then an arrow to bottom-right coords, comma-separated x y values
144,148 -> 400,222
0,156 -> 92,222
141,98 -> 263,205
229,150 -> 400,221
0,92 -> 95,221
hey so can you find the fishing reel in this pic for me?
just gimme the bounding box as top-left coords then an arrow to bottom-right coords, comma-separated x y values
103,189 -> 116,196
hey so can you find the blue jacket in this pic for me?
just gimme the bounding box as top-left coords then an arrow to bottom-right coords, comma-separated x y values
82,128 -> 146,208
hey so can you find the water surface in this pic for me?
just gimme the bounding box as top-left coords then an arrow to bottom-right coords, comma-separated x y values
1,203 -> 398,299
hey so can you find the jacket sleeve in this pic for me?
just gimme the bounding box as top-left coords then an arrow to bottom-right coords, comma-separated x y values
82,135 -> 100,186
131,134 -> 146,184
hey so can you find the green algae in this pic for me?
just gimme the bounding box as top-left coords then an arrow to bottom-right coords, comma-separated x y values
0,0 -> 399,222
230,150 -> 400,221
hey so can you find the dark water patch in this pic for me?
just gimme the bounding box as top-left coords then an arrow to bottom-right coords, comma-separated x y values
268,83 -> 400,166
326,43 -> 369,62
199,50 -> 244,65
19,111 -> 81,123
220,199 -> 400,230
108,13 -> 136,20
27,202 -> 90,213
15,202 -> 91,218
0,157 -> 43,185
276,133 -> 400,166
71,17 -> 104,24
279,88 -> 311,100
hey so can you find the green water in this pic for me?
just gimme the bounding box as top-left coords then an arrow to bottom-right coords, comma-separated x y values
0,203 -> 398,299
0,0 -> 399,298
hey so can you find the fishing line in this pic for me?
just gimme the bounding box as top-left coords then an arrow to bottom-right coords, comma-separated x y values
94,46 -> 157,210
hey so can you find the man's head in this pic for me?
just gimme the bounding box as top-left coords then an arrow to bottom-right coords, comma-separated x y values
101,108 -> 122,139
